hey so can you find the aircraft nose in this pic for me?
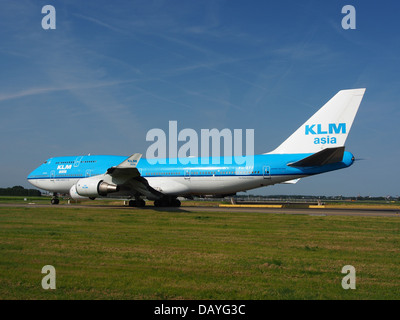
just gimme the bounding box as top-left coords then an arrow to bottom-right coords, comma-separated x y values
27,176 -> 38,188
27,168 -> 40,188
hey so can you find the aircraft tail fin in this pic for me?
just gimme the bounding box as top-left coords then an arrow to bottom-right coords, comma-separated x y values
269,89 -> 366,154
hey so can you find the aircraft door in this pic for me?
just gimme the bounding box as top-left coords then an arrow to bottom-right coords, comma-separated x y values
184,169 -> 191,180
74,156 -> 83,167
50,170 -> 55,181
263,166 -> 271,179
85,169 -> 91,178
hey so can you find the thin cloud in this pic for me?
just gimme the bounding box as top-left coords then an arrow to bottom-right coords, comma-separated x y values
0,80 -> 132,103
73,13 -> 127,35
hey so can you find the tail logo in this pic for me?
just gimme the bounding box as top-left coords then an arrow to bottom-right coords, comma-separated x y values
305,123 -> 346,135
305,123 -> 346,145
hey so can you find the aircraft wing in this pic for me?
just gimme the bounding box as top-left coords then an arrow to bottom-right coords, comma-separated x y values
105,153 -> 163,199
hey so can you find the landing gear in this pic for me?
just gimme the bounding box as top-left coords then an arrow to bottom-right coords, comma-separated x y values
154,197 -> 181,207
128,199 -> 146,207
171,198 -> 181,207
51,193 -> 59,205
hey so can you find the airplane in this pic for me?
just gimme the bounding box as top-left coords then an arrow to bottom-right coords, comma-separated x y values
27,88 -> 366,207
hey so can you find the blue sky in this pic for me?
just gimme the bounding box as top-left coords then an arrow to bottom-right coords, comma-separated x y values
0,0 -> 399,196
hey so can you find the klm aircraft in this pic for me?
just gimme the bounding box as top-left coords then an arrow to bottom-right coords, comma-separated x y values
27,89 -> 366,207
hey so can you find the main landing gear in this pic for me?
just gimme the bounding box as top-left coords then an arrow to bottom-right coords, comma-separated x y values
154,197 -> 181,207
51,193 -> 59,205
128,199 -> 146,207
128,197 -> 181,208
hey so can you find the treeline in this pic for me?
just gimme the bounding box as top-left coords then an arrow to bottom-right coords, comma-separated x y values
0,186 -> 41,196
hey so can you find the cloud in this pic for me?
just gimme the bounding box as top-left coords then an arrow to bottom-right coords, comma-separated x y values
0,80 -> 132,103
73,13 -> 127,35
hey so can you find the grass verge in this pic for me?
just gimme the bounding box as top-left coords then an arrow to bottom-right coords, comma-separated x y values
0,206 -> 399,299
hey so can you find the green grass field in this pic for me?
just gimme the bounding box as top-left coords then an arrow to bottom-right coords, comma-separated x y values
0,204 -> 399,299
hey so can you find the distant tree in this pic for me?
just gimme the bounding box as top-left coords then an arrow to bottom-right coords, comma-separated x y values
0,186 -> 41,196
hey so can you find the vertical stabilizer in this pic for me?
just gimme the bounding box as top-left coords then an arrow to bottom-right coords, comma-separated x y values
269,89 -> 366,154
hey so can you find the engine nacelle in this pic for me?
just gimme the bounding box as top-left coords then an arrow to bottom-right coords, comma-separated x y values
69,184 -> 87,200
76,178 -> 119,198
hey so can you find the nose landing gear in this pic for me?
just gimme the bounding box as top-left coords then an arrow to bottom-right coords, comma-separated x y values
51,193 -> 59,205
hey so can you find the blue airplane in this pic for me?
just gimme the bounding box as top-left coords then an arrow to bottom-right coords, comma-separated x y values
27,89 -> 366,207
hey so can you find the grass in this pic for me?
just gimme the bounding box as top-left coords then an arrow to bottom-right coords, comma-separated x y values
0,205 -> 399,299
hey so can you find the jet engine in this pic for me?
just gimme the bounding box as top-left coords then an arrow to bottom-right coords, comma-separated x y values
69,184 -> 87,200
75,177 -> 120,198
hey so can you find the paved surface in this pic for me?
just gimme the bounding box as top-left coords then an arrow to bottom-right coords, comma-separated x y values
1,203 -> 399,217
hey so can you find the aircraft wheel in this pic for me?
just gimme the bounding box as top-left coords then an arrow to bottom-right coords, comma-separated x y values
139,199 -> 146,207
128,200 -> 137,207
171,199 -> 181,207
154,199 -> 168,207
51,198 -> 59,205
154,198 -> 179,207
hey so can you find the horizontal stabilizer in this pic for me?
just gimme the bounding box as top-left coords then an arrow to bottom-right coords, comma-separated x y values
288,147 -> 345,167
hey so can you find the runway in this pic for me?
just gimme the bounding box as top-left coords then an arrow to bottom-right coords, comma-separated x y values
1,203 -> 399,217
